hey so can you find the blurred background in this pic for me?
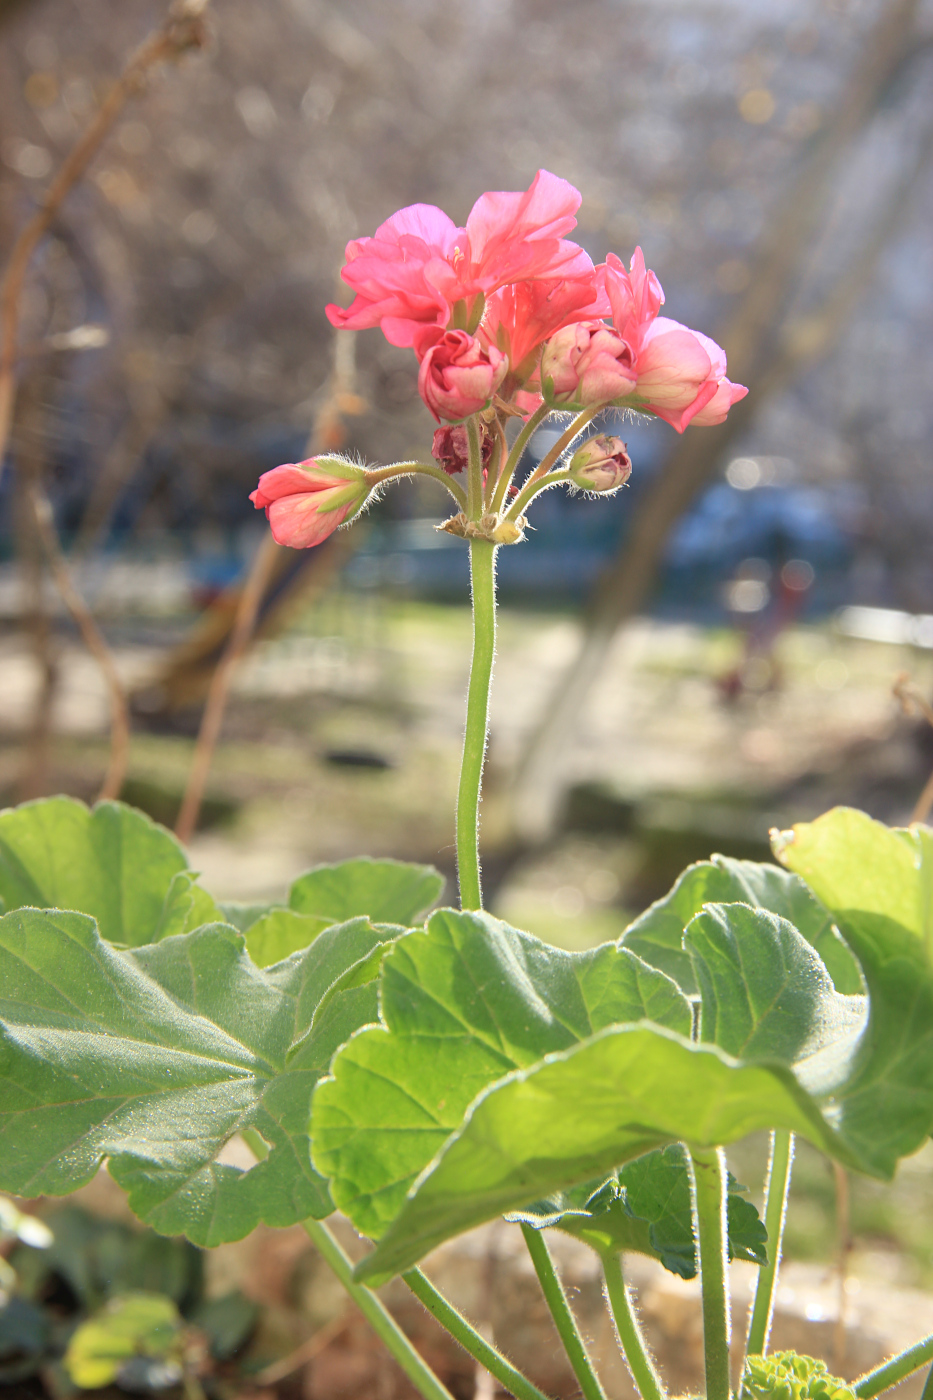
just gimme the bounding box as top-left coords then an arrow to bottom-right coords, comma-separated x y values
1,0 -> 933,1392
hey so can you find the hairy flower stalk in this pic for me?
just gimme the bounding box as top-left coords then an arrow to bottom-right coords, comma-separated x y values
243,178 -> 747,1393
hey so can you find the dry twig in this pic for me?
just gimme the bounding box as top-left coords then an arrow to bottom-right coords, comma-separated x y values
28,486 -> 130,801
254,1311 -> 352,1386
174,329 -> 363,844
0,0 -> 209,477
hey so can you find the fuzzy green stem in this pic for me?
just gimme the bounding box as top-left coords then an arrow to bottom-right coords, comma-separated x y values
691,1148 -> 732,1400
504,404 -> 600,519
854,1335 -> 933,1399
403,1267 -> 553,1400
602,1252 -> 666,1400
301,1220 -> 455,1400
456,537 -> 496,910
507,468 -> 574,521
366,461 -> 467,510
489,402 -> 550,514
746,1130 -> 794,1358
467,416 -> 484,520
521,1224 -> 608,1400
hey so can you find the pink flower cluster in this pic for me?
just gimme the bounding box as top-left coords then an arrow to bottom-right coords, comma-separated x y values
252,172 -> 747,550
326,170 -> 746,430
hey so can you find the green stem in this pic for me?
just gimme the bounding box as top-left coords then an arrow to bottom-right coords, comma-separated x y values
504,404 -> 600,519
602,1252 -> 666,1400
456,536 -> 496,910
691,1147 -> 732,1400
466,416 -> 483,520
366,461 -> 467,510
403,1267 -> 553,1400
854,1335 -> 933,1399
746,1130 -> 794,1358
302,1219 -> 455,1400
489,401 -> 550,514
506,468 -> 574,522
521,1224 -> 608,1400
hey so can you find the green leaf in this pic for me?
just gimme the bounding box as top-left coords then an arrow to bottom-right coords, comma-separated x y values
64,1292 -> 181,1389
0,909 -> 397,1245
311,907 -> 693,1242
510,1146 -> 767,1278
621,855 -> 861,995
217,901 -> 275,933
245,908 -> 334,968
353,1022 -> 858,1284
685,903 -> 866,1094
0,797 -> 222,946
741,1350 -> 856,1400
290,857 -> 444,925
775,807 -> 933,1173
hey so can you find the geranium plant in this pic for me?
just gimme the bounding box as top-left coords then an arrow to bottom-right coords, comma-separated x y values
1,172 -> 931,1400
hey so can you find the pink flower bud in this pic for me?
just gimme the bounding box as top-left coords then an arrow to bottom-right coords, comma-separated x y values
249,457 -> 369,549
569,436 -> 632,493
431,423 -> 494,476
540,321 -> 636,407
416,329 -> 508,422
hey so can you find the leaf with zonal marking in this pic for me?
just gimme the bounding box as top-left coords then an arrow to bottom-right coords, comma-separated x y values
0,908 -> 398,1245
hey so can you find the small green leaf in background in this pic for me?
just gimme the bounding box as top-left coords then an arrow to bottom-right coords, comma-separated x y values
353,1023 -> 857,1285
776,808 -> 933,1173
64,1292 -> 181,1390
245,907 -> 334,967
217,900 -> 275,933
685,903 -> 866,1094
0,909 -> 398,1245
290,856 -> 444,925
190,1291 -> 258,1359
311,908 -> 691,1241
0,1295 -> 50,1383
621,854 -> 861,994
510,1144 -> 767,1278
0,797 -> 222,946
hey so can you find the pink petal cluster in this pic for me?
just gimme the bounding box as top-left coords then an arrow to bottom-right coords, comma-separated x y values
541,321 -> 636,407
417,329 -> 507,423
249,458 -> 368,549
327,170 -> 591,349
479,275 -> 610,381
598,251 -> 747,431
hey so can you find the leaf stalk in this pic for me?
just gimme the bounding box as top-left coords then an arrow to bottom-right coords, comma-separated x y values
602,1251 -> 667,1400
691,1147 -> 732,1400
745,1130 -> 795,1359
520,1223 -> 609,1400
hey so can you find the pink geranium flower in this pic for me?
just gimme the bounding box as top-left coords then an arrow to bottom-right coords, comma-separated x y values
541,320 -> 637,407
326,170 -> 593,348
417,329 -> 508,422
249,458 -> 369,549
480,272 -> 610,383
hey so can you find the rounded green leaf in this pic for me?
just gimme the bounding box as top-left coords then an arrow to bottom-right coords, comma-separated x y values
311,907 -> 691,1241
354,1023 -> 859,1285
64,1292 -> 181,1389
245,908 -> 334,968
621,854 -> 861,994
289,857 -> 444,925
776,808 -> 933,1172
0,908 -> 398,1245
0,797 -> 221,946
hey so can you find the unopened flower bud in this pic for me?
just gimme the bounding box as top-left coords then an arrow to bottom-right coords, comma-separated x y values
249,456 -> 370,548
416,329 -> 508,423
541,321 -> 637,407
569,436 -> 632,493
